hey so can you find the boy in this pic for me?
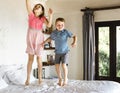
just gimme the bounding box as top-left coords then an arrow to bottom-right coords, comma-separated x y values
43,17 -> 77,86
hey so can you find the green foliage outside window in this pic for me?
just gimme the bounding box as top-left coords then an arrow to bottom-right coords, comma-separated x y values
99,51 -> 109,76
117,52 -> 120,77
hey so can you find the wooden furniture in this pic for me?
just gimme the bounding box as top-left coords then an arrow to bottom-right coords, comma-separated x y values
33,62 -> 55,79
44,47 -> 55,50
43,25 -> 55,50
42,62 -> 54,66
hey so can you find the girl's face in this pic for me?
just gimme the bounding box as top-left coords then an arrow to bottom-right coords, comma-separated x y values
56,21 -> 65,31
33,5 -> 43,17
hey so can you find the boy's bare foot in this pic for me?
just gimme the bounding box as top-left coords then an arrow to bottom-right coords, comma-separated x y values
57,78 -> 62,86
25,80 -> 30,86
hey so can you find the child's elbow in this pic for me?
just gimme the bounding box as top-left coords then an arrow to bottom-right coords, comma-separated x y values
73,35 -> 77,38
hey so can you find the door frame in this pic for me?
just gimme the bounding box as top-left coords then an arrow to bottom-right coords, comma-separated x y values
95,20 -> 120,82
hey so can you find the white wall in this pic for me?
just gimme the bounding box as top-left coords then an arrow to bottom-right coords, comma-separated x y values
95,9 -> 120,21
0,0 -> 27,65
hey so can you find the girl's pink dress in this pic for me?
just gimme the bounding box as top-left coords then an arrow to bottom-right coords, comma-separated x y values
26,13 -> 46,56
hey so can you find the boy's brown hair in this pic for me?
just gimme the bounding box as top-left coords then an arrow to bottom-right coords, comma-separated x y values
55,17 -> 65,24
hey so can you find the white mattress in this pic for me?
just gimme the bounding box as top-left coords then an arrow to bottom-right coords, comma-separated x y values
0,79 -> 120,93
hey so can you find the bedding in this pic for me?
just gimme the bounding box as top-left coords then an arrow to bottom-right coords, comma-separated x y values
0,64 -> 120,93
0,78 -> 8,90
0,79 -> 120,93
0,64 -> 36,86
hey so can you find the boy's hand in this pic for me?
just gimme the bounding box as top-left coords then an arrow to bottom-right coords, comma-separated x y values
41,41 -> 45,47
71,43 -> 76,47
71,35 -> 77,47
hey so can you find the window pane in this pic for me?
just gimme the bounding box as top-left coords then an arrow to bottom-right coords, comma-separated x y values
116,26 -> 120,77
98,27 -> 110,76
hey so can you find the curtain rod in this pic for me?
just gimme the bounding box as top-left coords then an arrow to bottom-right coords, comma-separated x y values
81,6 -> 120,12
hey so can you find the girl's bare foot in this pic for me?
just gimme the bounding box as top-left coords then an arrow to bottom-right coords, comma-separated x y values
38,78 -> 43,84
25,80 -> 30,86
62,78 -> 68,86
57,78 -> 62,86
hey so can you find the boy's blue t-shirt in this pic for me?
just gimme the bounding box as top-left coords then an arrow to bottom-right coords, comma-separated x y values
50,29 -> 73,54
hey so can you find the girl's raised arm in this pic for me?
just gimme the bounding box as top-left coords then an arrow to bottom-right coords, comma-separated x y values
44,8 -> 53,28
26,0 -> 32,14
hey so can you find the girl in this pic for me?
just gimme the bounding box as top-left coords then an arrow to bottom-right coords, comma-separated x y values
25,0 -> 53,85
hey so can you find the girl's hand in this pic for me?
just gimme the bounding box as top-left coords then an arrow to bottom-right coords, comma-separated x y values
48,8 -> 53,15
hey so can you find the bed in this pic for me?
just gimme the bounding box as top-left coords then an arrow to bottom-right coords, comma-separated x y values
0,64 -> 120,93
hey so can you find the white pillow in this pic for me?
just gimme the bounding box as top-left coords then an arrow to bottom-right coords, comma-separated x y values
0,64 -> 23,77
0,77 -> 8,89
6,66 -> 36,85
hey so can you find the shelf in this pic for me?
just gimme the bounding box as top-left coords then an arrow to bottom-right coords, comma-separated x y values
42,25 -> 53,35
43,31 -> 52,34
44,47 -> 55,50
42,62 -> 54,66
33,62 -> 55,79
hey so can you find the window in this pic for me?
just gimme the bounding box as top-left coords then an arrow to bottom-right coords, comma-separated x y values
95,20 -> 120,82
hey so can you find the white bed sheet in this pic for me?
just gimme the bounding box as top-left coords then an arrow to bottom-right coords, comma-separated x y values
0,79 -> 120,93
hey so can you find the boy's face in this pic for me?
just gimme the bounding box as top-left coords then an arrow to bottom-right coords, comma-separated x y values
55,21 -> 65,31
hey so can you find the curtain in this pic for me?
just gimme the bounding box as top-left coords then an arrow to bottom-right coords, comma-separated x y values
82,10 -> 95,80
